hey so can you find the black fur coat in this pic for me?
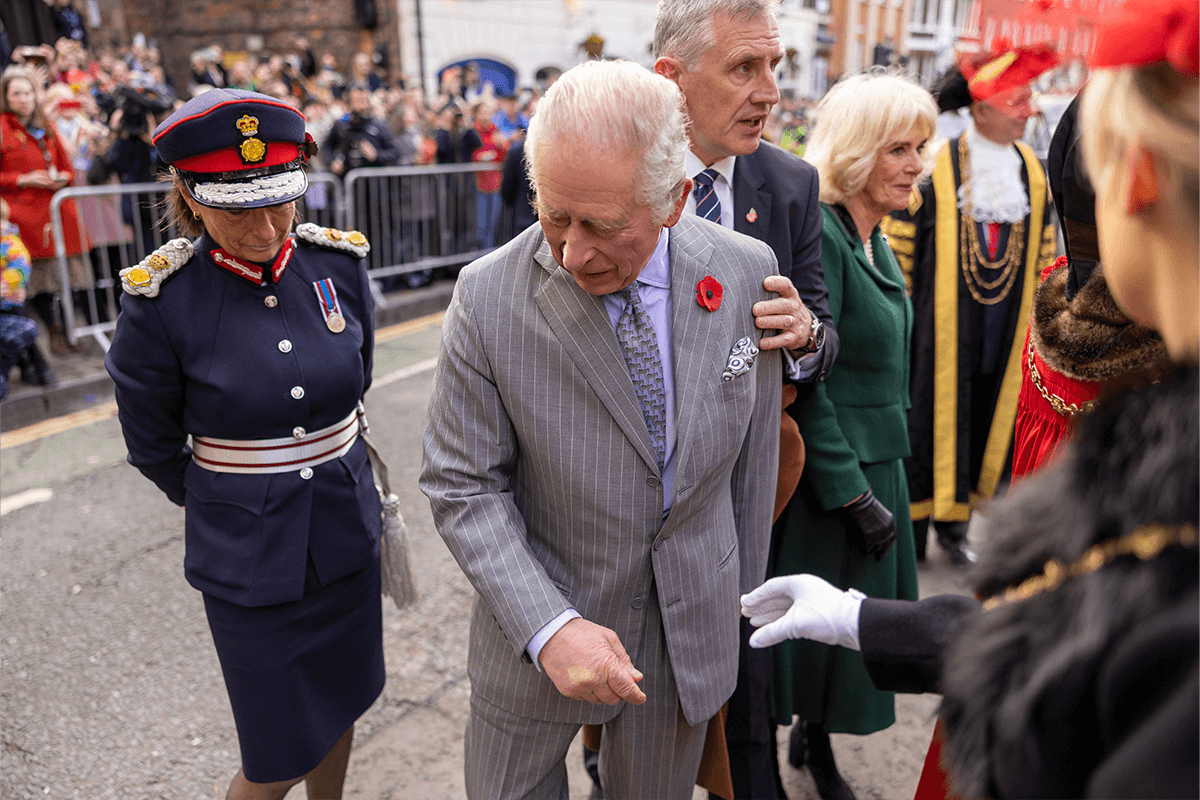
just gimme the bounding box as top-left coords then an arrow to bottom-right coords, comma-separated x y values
938,365 -> 1199,798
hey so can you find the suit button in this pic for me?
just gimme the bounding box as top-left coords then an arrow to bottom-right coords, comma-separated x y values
278,339 -> 293,353
646,475 -> 661,488
631,597 -> 645,609
292,427 -> 306,440
264,295 -> 278,308
299,467 -> 314,480
291,386 -> 305,399
653,539 -> 663,551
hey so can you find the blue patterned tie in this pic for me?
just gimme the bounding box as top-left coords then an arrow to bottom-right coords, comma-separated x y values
615,282 -> 667,469
692,168 -> 722,224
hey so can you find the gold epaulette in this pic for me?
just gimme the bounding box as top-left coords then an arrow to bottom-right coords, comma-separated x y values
120,239 -> 194,298
295,223 -> 370,259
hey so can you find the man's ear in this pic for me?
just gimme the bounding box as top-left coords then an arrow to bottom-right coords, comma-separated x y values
654,57 -> 681,84
663,178 -> 693,228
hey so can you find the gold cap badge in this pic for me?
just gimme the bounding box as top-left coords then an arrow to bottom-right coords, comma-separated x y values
236,115 -> 260,137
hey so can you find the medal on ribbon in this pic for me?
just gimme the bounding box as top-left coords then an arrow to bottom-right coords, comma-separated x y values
312,278 -> 345,333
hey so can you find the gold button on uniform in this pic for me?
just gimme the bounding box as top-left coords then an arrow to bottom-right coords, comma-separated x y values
264,295 -> 278,308
278,339 -> 292,353
292,427 -> 306,439
291,386 -> 305,399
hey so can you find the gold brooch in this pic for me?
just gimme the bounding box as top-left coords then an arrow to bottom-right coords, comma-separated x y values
346,231 -> 367,247
126,267 -> 151,287
146,253 -> 171,272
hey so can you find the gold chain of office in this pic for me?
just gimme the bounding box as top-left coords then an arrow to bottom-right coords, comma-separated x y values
1026,338 -> 1100,418
957,136 -> 1025,306
982,523 -> 1199,611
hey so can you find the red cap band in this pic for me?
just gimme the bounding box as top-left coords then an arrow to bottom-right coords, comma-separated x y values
174,141 -> 303,174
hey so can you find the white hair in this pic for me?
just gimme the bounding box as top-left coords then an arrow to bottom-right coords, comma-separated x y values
804,69 -> 939,205
652,0 -> 778,67
525,60 -> 689,222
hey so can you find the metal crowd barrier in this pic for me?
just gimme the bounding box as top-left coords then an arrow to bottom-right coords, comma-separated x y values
50,173 -> 342,350
342,163 -> 505,307
50,164 -> 512,348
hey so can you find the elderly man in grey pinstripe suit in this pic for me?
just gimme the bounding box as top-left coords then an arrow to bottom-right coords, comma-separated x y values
420,59 -> 789,800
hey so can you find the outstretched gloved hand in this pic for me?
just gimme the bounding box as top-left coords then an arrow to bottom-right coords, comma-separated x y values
740,574 -> 865,650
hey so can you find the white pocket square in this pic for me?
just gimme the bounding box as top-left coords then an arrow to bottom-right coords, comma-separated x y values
722,336 -> 759,382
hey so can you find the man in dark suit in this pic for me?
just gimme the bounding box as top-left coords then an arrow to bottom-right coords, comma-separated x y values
654,0 -> 836,383
654,1 -> 837,796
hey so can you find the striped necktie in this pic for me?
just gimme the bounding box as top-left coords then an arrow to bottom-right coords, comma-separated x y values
692,168 -> 722,224
615,282 -> 666,469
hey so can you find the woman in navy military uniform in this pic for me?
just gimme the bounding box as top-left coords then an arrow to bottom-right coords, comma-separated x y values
105,89 -> 384,799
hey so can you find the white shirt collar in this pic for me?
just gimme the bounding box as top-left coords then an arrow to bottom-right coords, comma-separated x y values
685,151 -> 736,186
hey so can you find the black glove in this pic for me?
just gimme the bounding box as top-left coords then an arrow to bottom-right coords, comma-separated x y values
842,487 -> 896,561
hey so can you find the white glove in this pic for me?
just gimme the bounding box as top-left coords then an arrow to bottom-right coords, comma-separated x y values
740,574 -> 865,650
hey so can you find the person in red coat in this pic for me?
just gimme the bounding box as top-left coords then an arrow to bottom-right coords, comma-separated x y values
1011,95 -> 1169,481
0,67 -> 90,353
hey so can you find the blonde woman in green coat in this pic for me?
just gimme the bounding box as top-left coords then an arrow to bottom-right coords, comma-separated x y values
769,71 -> 938,800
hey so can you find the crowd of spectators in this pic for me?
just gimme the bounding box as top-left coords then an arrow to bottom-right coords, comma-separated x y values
0,14 -> 821,377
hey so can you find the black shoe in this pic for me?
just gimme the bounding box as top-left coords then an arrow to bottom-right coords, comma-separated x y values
935,520 -> 975,567
787,720 -> 807,769
941,539 -> 978,567
805,722 -> 857,800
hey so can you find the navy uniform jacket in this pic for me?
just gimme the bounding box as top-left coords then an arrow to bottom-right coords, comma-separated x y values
105,233 -> 381,607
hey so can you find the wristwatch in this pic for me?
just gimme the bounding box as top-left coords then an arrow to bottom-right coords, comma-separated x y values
803,316 -> 825,354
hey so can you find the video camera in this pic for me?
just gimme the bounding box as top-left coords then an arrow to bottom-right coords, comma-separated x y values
114,79 -> 176,137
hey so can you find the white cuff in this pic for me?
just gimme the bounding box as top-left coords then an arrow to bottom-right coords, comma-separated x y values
840,589 -> 867,651
783,346 -> 821,382
527,608 -> 581,671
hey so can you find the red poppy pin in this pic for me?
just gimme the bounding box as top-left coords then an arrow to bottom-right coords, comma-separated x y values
746,208 -> 758,224
696,276 -> 723,311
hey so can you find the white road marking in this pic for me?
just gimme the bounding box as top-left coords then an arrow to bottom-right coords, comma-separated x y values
1,488 -> 54,516
373,357 -> 439,389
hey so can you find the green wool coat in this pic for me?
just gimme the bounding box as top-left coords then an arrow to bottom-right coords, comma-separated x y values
770,203 -> 920,734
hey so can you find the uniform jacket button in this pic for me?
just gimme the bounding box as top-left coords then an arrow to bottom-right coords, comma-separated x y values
278,339 -> 293,353
264,295 -> 278,308
291,386 -> 305,399
292,427 -> 306,440
299,467 -> 314,480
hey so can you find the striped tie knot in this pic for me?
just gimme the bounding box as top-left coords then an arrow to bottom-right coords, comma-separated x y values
692,168 -> 722,224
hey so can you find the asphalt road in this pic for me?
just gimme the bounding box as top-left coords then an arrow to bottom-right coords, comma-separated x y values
1,312 -> 973,800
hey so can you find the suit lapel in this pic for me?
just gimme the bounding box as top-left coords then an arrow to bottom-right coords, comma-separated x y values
829,206 -> 906,294
732,151 -> 773,242
668,217 -> 726,485
532,240 -> 661,473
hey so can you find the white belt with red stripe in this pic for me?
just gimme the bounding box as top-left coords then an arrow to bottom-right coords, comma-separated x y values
191,405 -> 363,474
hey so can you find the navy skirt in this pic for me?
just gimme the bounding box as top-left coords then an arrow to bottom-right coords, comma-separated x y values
203,557 -> 385,783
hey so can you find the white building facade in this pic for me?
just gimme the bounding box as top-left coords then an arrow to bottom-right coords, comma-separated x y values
397,0 -> 823,99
